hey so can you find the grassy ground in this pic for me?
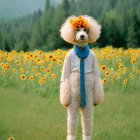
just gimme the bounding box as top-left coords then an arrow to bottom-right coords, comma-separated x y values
0,87 -> 139,140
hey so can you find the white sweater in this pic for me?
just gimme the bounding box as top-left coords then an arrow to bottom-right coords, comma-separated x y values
60,48 -> 100,82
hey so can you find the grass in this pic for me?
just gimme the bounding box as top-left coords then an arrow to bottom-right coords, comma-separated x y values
0,87 -> 139,140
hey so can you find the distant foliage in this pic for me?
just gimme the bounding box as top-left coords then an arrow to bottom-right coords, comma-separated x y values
0,0 -> 140,51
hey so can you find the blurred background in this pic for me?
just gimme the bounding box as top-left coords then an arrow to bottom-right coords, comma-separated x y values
0,0 -> 140,52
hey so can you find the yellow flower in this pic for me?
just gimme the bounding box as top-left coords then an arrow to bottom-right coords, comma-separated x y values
40,66 -> 45,71
36,73 -> 41,77
29,75 -> 34,81
8,137 -> 15,140
15,60 -> 20,65
21,74 -> 26,80
123,67 -> 127,72
20,68 -> 24,72
123,79 -> 127,84
51,74 -> 56,78
119,65 -> 123,69
13,68 -> 17,73
0,56 -> 4,60
52,57 -> 57,62
101,65 -> 107,71
48,64 -> 52,68
1,71 -> 6,75
32,66 -> 36,71
111,77 -> 115,81
130,75 -> 134,79
39,79 -> 43,84
133,66 -> 136,71
58,60 -> 63,65
106,55 -> 111,59
117,69 -> 121,74
136,69 -> 139,74
132,59 -> 136,64
102,78 -> 107,84
105,71 -> 110,77
46,69 -> 51,73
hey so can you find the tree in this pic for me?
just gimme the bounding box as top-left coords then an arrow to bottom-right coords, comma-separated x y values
127,11 -> 140,48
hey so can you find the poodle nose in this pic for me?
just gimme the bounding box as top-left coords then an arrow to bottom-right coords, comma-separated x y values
80,35 -> 85,39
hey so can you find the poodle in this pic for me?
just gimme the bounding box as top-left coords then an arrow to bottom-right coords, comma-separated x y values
59,15 -> 104,140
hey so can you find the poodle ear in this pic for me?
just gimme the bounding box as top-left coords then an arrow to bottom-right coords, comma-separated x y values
60,16 -> 76,44
83,15 -> 101,43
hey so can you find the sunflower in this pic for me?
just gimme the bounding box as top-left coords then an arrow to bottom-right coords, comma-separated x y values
117,69 -> 121,74
51,74 -> 56,78
40,66 -> 45,71
133,66 -> 136,71
111,77 -> 115,81
13,68 -> 17,73
123,67 -> 127,72
119,65 -> 123,69
106,55 -> 111,59
21,74 -> 26,80
8,137 -> 15,140
99,55 -> 103,60
39,79 -> 43,84
31,59 -> 35,63
0,56 -> 4,60
52,57 -> 57,62
132,59 -> 136,64
102,78 -> 107,84
123,79 -> 127,84
105,71 -> 110,77
58,60 -> 63,65
101,65 -> 107,71
136,69 -> 139,74
115,53 -> 119,57
46,69 -> 51,73
32,66 -> 36,71
15,60 -> 20,65
36,73 -> 41,77
130,75 -> 134,79
1,71 -> 6,75
48,64 -> 52,68
29,75 -> 34,81
20,68 -> 24,72
42,77 -> 46,82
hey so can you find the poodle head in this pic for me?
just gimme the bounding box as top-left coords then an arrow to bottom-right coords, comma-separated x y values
60,15 -> 101,45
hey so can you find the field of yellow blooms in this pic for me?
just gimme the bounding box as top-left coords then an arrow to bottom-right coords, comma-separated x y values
0,46 -> 140,96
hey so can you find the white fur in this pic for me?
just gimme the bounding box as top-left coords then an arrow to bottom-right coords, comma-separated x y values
93,75 -> 104,105
83,135 -> 91,140
60,15 -> 101,44
60,15 -> 103,140
67,135 -> 75,140
60,79 -> 71,106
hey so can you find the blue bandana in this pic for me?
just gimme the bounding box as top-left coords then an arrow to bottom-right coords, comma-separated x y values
74,44 -> 90,107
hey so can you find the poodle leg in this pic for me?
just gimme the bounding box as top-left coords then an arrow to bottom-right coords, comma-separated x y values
67,100 -> 79,140
81,103 -> 93,140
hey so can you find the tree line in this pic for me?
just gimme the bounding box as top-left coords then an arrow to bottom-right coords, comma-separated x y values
0,0 -> 140,52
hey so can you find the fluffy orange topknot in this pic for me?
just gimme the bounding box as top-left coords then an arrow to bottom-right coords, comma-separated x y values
69,16 -> 89,28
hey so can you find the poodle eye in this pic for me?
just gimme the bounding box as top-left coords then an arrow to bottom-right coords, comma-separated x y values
76,28 -> 80,32
84,28 -> 87,32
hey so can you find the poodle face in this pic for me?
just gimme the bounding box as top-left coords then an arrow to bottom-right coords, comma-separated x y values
75,27 -> 89,43
60,15 -> 101,44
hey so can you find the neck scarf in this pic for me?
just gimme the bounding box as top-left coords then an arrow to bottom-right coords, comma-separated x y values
74,43 -> 90,107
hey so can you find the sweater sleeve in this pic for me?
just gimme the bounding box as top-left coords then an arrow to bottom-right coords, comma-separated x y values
60,52 -> 71,82
93,53 -> 100,76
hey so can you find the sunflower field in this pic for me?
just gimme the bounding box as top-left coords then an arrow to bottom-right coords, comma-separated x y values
0,46 -> 140,97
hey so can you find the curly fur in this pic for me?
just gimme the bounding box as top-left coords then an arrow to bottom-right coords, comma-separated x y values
60,15 -> 104,140
60,15 -> 101,44
60,79 -> 71,106
93,75 -> 104,105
